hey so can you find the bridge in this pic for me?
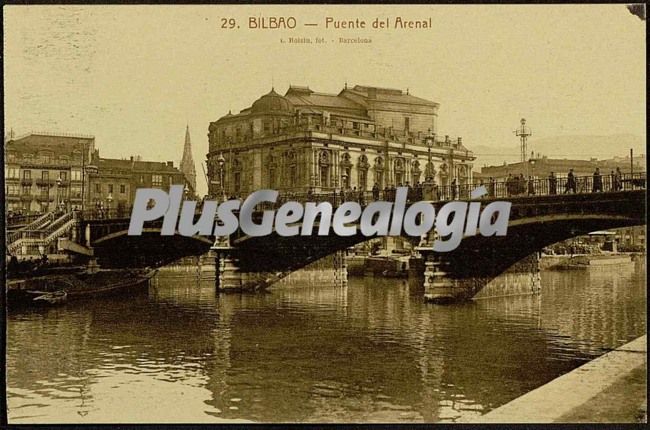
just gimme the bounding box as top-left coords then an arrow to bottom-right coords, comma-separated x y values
6,172 -> 646,303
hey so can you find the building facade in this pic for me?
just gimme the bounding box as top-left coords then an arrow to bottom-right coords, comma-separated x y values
4,132 -> 95,213
206,85 -> 475,198
87,155 -> 189,214
5,132 -> 192,215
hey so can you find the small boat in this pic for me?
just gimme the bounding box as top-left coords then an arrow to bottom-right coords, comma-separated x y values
65,269 -> 157,299
31,290 -> 68,305
7,269 -> 157,308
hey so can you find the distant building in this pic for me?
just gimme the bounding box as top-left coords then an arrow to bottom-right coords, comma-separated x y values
4,131 -> 192,215
477,154 -> 646,181
180,125 -> 197,196
87,155 -> 189,214
206,85 -> 475,197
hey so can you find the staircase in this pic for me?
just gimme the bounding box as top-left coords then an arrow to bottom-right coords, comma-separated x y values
7,212 -> 77,256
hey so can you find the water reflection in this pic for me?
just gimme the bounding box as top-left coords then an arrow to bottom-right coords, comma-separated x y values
7,260 -> 646,423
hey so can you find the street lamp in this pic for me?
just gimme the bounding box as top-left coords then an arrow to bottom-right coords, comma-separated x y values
424,131 -> 436,182
423,131 -> 437,200
106,193 -> 113,216
217,152 -> 226,201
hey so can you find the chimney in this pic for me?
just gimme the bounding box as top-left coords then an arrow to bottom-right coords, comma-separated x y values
167,161 -> 174,167
130,156 -> 134,161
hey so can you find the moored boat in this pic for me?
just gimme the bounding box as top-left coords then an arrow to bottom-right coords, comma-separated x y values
7,268 -> 157,308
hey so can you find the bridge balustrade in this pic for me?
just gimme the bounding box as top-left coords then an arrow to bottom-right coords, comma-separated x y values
72,172 -> 645,222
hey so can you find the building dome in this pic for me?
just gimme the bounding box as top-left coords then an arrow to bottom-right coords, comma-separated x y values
251,88 -> 294,114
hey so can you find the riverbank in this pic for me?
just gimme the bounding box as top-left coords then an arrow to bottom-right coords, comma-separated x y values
469,334 -> 647,423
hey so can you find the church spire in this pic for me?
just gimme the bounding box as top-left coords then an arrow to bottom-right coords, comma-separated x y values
180,124 -> 197,195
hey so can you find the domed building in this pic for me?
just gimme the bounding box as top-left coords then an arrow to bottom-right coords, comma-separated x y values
206,85 -> 475,198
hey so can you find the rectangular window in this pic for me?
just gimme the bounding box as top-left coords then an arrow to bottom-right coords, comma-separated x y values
22,185 -> 31,195
152,175 -> 163,187
7,184 -> 20,195
108,184 -> 114,193
42,171 -> 49,180
71,169 -> 81,181
7,167 -> 19,178
120,184 -> 126,194
95,183 -> 101,193
23,170 -> 31,180
71,184 -> 82,198
404,117 -> 410,132
60,171 -> 67,181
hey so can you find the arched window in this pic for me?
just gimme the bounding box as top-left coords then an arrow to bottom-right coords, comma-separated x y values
411,160 -> 422,185
394,158 -> 405,186
340,152 -> 352,189
319,150 -> 330,188
374,157 -> 384,188
357,154 -> 369,190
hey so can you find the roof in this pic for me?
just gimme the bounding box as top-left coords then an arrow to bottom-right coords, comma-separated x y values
285,87 -> 368,117
342,85 -> 438,107
97,157 -> 183,173
6,133 -> 93,156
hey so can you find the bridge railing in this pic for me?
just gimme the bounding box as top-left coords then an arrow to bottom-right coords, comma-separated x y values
73,171 -> 646,222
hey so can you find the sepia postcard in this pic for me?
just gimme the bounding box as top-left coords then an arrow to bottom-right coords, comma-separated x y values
2,3 -> 647,425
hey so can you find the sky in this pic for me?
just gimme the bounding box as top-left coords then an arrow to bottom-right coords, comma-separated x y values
4,5 -> 646,195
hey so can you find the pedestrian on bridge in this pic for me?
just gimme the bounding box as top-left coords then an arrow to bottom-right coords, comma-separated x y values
527,176 -> 536,195
549,172 -> 557,195
505,173 -> 514,197
565,169 -> 577,193
592,168 -> 603,192
415,182 -> 423,201
614,167 -> 623,191
372,182 -> 380,201
451,178 -> 458,200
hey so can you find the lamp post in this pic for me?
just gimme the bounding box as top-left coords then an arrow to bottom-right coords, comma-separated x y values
529,159 -> 536,195
423,131 -> 436,200
217,152 -> 226,202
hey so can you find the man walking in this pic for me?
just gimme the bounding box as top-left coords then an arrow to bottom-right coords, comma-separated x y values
565,169 -> 576,193
592,168 -> 602,192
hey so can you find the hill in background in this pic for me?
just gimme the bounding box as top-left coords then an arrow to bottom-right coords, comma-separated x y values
473,134 -> 645,169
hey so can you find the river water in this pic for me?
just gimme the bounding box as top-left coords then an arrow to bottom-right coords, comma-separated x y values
6,259 -> 646,423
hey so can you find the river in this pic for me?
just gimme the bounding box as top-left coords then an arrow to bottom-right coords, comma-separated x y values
6,259 -> 646,423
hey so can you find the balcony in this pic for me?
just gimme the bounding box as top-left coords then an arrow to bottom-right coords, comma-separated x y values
35,178 -> 55,186
20,179 -> 33,186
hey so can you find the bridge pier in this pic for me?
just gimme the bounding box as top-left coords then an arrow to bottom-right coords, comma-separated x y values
213,236 -> 272,293
422,254 -> 460,303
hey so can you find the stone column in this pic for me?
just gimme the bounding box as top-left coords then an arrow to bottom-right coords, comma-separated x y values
213,235 -> 240,292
